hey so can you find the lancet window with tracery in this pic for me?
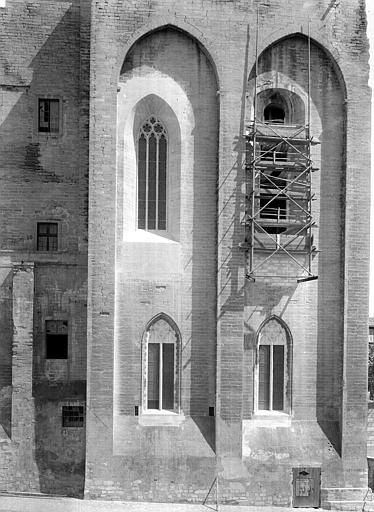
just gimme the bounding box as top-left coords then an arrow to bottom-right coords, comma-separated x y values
137,117 -> 167,230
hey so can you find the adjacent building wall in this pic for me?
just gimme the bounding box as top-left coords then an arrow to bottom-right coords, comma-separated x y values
0,0 -> 89,496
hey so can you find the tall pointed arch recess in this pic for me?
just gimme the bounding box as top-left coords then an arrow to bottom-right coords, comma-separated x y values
255,316 -> 293,414
116,23 -> 218,425
245,32 -> 346,280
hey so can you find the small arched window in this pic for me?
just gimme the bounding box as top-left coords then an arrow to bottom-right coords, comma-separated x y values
143,315 -> 180,412
256,317 -> 291,413
137,117 -> 167,230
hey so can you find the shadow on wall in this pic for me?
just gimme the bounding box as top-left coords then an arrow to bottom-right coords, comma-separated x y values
0,270 -> 13,438
313,40 -> 345,458
186,29 -> 218,446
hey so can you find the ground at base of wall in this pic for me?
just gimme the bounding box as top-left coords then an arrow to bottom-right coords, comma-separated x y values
0,494 -> 363,512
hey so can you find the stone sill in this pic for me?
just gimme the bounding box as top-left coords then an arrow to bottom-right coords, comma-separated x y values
123,230 -> 179,244
138,410 -> 185,427
249,411 -> 291,427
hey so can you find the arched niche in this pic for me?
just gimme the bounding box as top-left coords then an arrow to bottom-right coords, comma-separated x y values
257,88 -> 306,125
115,26 -> 218,420
133,95 -> 181,240
247,34 -> 345,428
247,33 -> 345,140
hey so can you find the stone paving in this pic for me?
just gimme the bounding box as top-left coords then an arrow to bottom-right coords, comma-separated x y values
0,495 -> 334,512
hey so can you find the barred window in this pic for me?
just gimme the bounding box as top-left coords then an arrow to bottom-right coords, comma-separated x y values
38,98 -> 60,133
62,405 -> 84,427
137,117 -> 167,230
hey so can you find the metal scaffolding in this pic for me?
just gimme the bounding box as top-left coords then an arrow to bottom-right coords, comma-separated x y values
243,19 -> 319,282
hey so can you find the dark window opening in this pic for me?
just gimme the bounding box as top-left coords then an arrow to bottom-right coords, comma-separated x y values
37,222 -> 58,251
46,320 -> 68,359
38,98 -> 60,133
264,104 -> 285,124
62,405 -> 84,427
258,345 -> 270,410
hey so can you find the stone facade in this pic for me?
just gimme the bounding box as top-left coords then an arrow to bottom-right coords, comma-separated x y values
0,0 -> 371,508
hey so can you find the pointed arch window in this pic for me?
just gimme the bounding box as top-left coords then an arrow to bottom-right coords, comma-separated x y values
256,317 -> 292,413
137,117 -> 167,231
143,315 -> 180,412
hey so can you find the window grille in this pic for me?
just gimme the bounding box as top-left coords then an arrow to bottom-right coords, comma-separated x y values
37,222 -> 58,251
46,320 -> 68,359
137,117 -> 167,230
38,98 -> 60,133
62,405 -> 84,427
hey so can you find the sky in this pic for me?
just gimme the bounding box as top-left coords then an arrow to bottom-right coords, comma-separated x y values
368,3 -> 374,316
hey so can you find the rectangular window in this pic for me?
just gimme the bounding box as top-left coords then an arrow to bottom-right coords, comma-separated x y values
258,344 -> 284,411
258,345 -> 270,410
147,342 -> 174,411
273,345 -> 285,411
46,320 -> 68,359
38,98 -> 60,133
37,222 -> 58,251
147,343 -> 160,409
62,405 -> 84,427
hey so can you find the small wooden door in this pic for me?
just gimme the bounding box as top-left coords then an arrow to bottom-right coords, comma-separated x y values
292,467 -> 321,508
